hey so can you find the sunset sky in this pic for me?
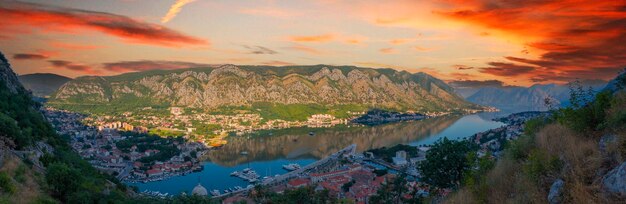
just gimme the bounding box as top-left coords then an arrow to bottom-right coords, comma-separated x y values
1,0 -> 624,86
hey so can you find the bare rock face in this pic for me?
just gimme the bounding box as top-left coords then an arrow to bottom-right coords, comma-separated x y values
51,65 -> 478,112
548,179 -> 564,204
603,162 -> 626,197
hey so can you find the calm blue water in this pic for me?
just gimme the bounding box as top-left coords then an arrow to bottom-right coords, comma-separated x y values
130,159 -> 316,195
129,113 -> 505,195
409,114 -> 504,146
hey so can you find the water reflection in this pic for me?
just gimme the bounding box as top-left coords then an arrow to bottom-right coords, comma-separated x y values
132,113 -> 505,194
207,115 -> 466,166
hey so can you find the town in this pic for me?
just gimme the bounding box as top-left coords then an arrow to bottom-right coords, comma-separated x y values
43,108 -> 207,183
40,102 -> 521,202
186,112 -> 542,203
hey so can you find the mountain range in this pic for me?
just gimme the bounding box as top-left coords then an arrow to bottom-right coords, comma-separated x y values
451,80 -> 607,111
18,73 -> 71,98
49,65 -> 481,116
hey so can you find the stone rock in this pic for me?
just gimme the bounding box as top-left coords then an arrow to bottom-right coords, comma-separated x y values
599,134 -> 616,154
548,179 -> 565,204
603,162 -> 626,197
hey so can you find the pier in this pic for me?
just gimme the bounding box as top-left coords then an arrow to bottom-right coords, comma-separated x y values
212,144 -> 357,199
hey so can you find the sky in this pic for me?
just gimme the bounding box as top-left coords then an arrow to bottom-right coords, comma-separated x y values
1,0 -> 624,87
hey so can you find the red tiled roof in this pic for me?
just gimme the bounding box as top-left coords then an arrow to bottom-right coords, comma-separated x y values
146,169 -> 162,175
288,178 -> 310,187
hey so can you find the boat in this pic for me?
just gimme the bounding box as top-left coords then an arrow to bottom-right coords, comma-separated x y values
282,163 -> 301,171
230,171 -> 239,176
224,189 -> 230,193
242,168 -> 252,173
234,186 -> 243,190
308,131 -> 315,136
248,178 -> 258,183
210,190 -> 220,196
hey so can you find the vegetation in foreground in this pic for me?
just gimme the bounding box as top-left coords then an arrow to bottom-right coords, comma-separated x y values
445,78 -> 626,203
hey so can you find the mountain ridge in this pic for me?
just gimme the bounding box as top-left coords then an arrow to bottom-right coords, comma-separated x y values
18,73 -> 71,98
50,64 -> 481,115
454,80 -> 607,111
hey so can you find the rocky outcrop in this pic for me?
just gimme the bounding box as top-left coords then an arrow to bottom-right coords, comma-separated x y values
603,162 -> 626,197
51,65 -> 479,112
548,179 -> 564,204
0,52 -> 25,94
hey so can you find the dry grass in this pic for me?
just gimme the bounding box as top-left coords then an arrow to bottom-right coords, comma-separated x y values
0,153 -> 49,204
445,188 -> 477,204
446,123 -> 623,204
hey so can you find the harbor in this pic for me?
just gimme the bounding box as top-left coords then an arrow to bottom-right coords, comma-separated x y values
129,114 -> 505,195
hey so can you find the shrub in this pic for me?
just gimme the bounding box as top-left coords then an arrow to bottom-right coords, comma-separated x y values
522,149 -> 561,183
0,172 -> 15,194
45,163 -> 83,201
419,138 -> 477,189
13,164 -> 27,183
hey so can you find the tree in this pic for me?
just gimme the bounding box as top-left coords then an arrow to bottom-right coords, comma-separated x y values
418,137 -> 476,189
370,175 -> 408,204
45,162 -> 83,201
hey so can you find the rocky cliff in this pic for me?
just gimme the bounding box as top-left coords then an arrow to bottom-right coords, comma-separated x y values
50,65 -> 479,113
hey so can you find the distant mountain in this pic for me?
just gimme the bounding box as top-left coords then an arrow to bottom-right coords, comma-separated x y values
457,80 -> 606,111
18,73 -> 71,97
49,65 -> 481,116
603,69 -> 626,94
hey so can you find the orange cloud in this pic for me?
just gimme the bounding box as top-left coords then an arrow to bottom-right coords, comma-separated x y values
389,38 -> 414,45
50,42 -> 104,50
48,60 -> 100,75
284,45 -> 324,55
102,60 -> 210,73
0,1 -> 208,48
413,46 -> 433,52
288,34 -> 334,43
438,0 -> 626,83
379,48 -> 396,54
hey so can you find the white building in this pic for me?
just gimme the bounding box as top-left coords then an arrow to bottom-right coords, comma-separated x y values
392,150 -> 408,166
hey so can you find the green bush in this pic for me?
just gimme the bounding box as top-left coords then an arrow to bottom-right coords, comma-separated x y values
13,164 -> 27,184
45,163 -> 83,201
0,172 -> 15,194
523,149 -> 561,183
419,138 -> 477,189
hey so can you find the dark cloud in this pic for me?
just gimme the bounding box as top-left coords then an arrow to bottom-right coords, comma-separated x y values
48,60 -> 99,74
479,62 -> 535,76
448,80 -> 507,88
13,53 -> 48,60
102,60 -> 211,72
0,1 -> 207,47
453,64 -> 474,70
242,45 -> 278,54
440,0 -> 626,83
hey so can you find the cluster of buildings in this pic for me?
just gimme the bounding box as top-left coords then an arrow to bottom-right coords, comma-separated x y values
43,107 -> 206,182
215,144 -> 431,203
306,114 -> 347,128
472,111 -> 546,156
81,107 -> 354,140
